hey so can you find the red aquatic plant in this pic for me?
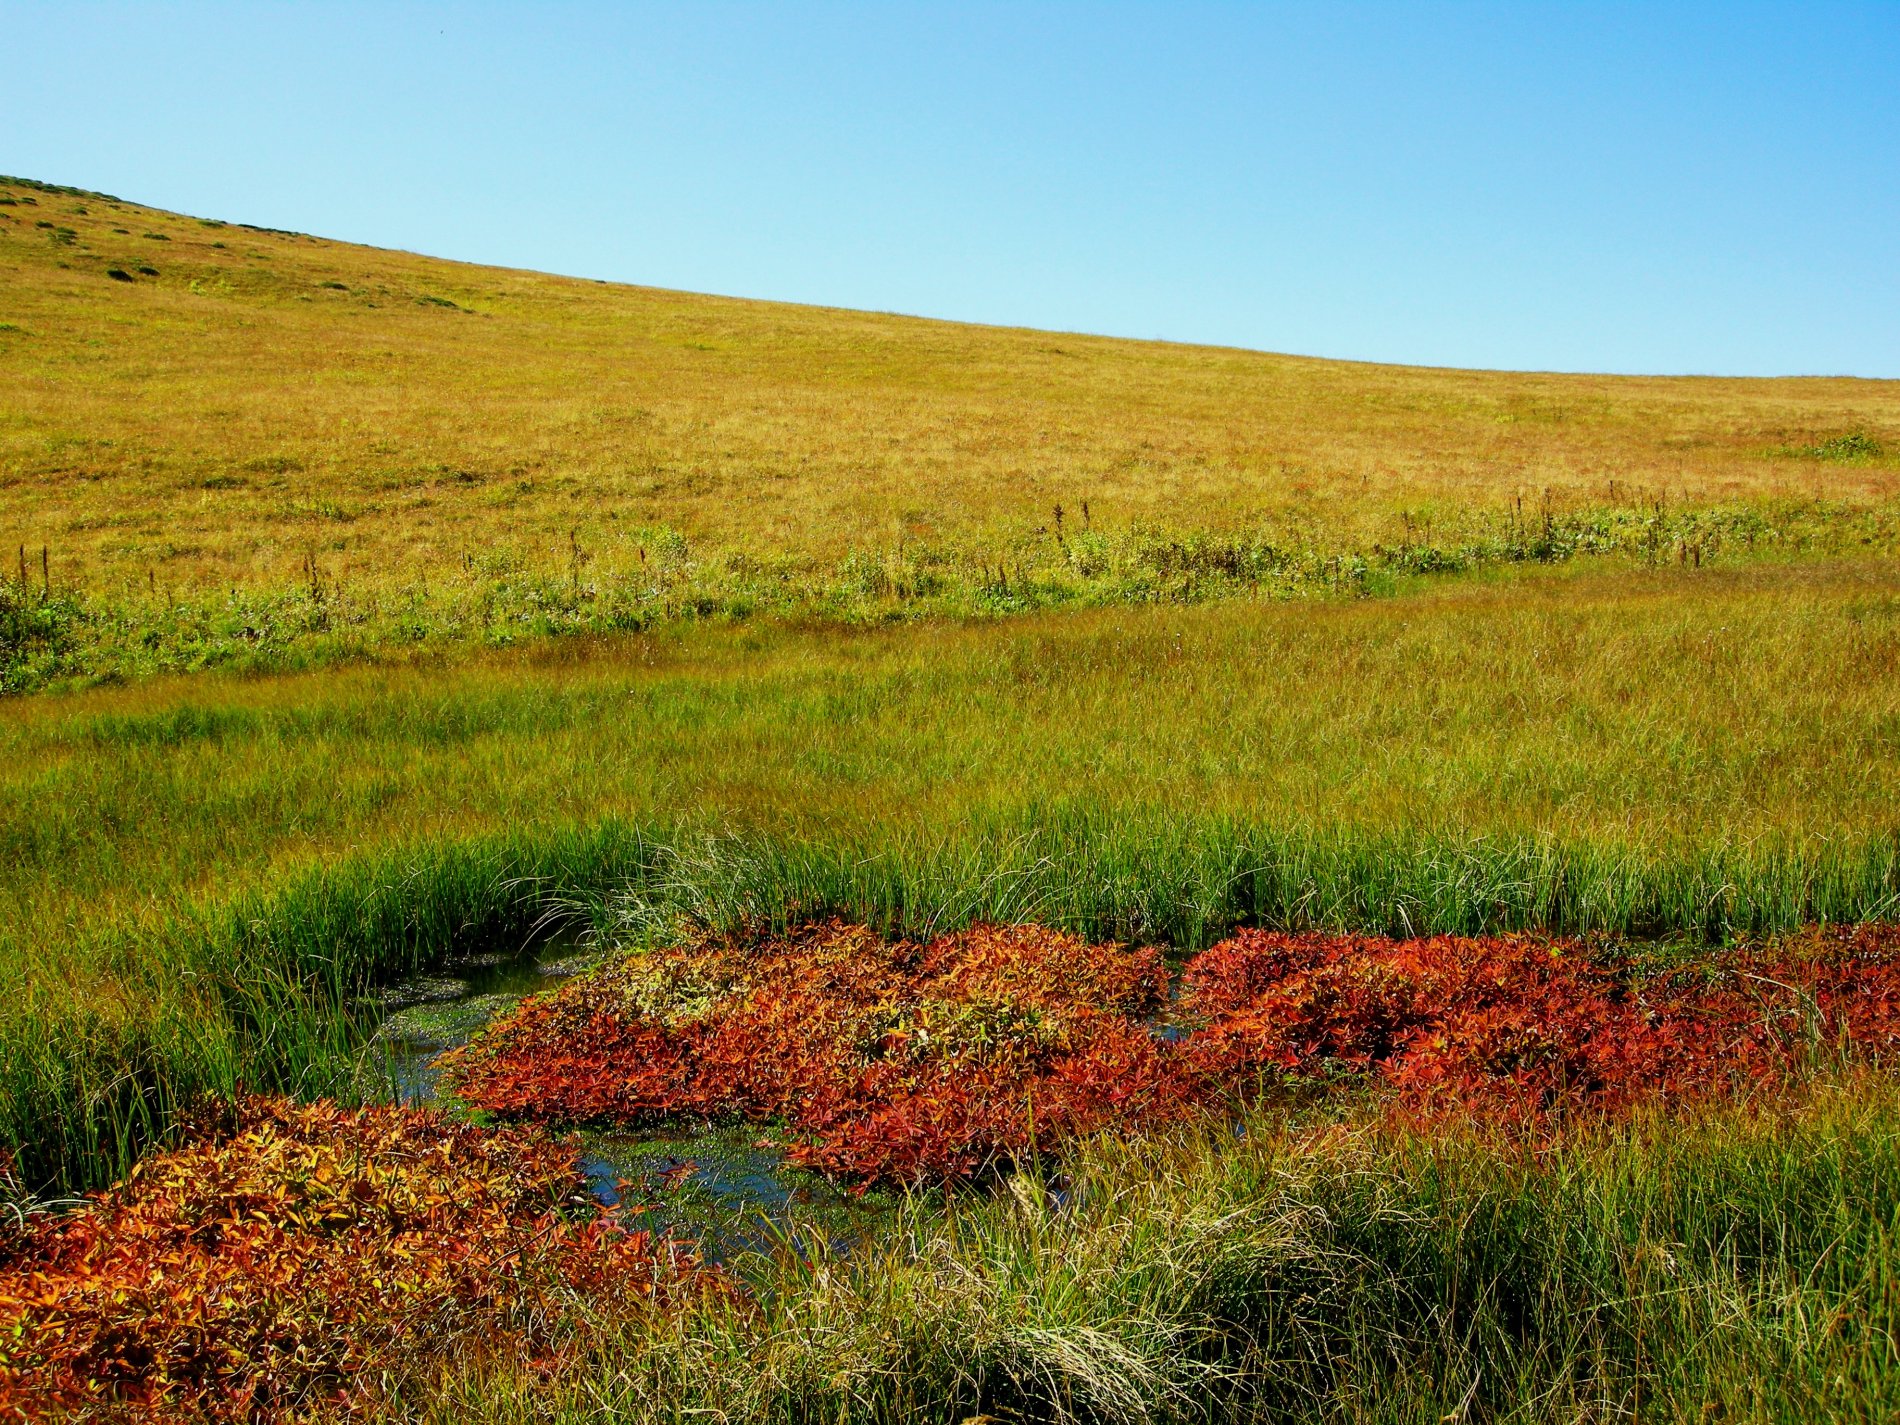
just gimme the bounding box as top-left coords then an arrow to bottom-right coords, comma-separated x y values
447,919 -> 1900,1186
11,924 -> 1900,1417
0,1098 -> 704,1424
443,921 -> 1189,1185
1180,923 -> 1900,1116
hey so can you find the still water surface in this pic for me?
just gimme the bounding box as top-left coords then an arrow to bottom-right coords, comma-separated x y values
373,942 -> 892,1254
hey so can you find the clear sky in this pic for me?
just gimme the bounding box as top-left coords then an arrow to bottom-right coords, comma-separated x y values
7,2 -> 1897,376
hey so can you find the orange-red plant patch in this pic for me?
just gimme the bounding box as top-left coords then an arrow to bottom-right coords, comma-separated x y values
9,925 -> 1900,1417
443,921 -> 1193,1185
1180,923 -> 1900,1115
0,1098 -> 704,1424
447,920 -> 1900,1186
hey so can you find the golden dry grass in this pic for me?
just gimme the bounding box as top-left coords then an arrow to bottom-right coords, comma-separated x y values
3,174 -> 1896,606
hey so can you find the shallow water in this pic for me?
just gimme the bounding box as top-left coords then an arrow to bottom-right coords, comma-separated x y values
378,947 -> 577,1107
374,943 -> 891,1253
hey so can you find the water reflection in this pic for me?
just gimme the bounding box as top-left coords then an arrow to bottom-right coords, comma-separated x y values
374,943 -> 897,1256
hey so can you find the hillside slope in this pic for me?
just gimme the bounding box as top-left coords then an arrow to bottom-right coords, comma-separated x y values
2,173 -> 1897,688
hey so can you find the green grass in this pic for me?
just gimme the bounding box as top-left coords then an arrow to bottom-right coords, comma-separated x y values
10,558 -> 1900,955
11,493 -> 1889,694
419,1076 -> 1900,1423
6,557 -> 1900,1191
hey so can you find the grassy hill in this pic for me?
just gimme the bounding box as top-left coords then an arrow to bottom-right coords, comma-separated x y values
5,174 -> 1900,1419
3,172 -> 1897,689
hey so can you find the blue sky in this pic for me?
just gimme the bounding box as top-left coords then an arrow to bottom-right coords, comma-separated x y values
7,2 -> 1897,376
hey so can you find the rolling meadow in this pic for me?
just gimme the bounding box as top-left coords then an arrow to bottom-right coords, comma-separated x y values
5,172 -> 1900,1421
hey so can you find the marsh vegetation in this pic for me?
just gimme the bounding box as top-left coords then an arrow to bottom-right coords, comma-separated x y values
2,174 -> 1898,1420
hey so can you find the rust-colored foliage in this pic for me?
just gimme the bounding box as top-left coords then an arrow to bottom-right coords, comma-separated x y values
0,1099 -> 702,1423
8,924 -> 1900,1415
1180,923 -> 1900,1115
450,920 -> 1900,1186
444,921 -> 1190,1184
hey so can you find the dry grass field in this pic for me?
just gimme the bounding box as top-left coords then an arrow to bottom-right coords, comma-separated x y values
3,171 -> 1895,610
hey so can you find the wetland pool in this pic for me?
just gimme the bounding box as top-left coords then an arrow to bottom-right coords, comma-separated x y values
372,942 -> 896,1253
